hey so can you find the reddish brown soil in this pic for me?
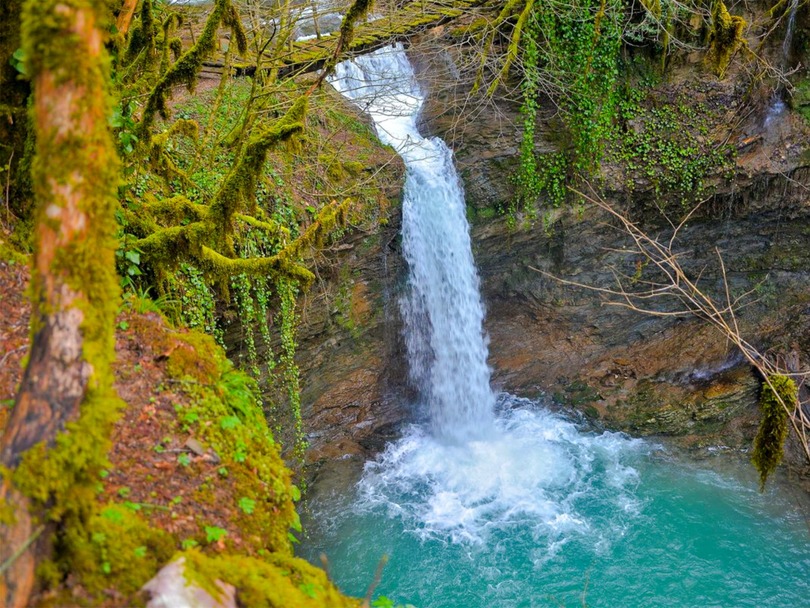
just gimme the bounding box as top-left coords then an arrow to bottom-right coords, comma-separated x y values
0,249 -> 29,432
104,310 -> 245,550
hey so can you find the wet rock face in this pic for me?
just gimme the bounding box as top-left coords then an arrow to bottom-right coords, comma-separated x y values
471,171 -> 810,453
285,208 -> 411,469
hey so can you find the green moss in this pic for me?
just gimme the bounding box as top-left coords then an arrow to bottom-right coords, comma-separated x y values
559,380 -> 601,407
0,236 -> 27,265
343,160 -> 364,176
149,119 -> 199,185
64,503 -> 175,596
141,0 -> 230,133
167,331 -> 223,383
751,374 -> 795,490
209,96 -> 307,233
223,2 -> 247,56
125,0 -> 156,66
182,549 -> 361,608
158,13 -> 183,74
706,0 -> 747,78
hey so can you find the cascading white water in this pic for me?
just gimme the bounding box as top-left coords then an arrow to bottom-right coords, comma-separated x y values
330,44 -> 495,441
765,0 -> 800,126
782,0 -> 799,65
327,41 -> 644,548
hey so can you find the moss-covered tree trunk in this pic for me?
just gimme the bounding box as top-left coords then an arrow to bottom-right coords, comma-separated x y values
0,0 -> 32,223
0,1 -> 119,606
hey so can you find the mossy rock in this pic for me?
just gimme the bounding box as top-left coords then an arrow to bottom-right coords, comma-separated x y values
706,0 -> 747,78
167,331 -> 224,383
182,550 -> 361,608
64,504 -> 176,597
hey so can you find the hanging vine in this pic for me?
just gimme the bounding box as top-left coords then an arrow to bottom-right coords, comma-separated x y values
515,0 -> 624,215
278,277 -> 305,463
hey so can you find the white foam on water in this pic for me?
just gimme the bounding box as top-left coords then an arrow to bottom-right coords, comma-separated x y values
354,397 -> 647,548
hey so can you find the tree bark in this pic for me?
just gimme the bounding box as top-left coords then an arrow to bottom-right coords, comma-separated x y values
117,0 -> 140,36
0,2 -> 119,606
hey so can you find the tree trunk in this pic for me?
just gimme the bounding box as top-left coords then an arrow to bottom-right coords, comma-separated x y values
0,1 -> 119,606
117,0 -> 140,36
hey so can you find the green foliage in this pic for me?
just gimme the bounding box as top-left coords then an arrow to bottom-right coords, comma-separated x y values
10,47 -> 26,75
516,0 -> 623,215
609,89 -> 735,210
167,263 -> 221,342
278,278 -> 306,462
205,525 -> 228,543
118,73 -> 382,457
752,374 -> 795,490
238,496 -> 256,515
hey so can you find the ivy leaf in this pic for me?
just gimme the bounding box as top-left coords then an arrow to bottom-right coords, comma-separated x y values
238,496 -> 256,515
10,48 -> 26,76
204,526 -> 228,543
220,415 -> 241,430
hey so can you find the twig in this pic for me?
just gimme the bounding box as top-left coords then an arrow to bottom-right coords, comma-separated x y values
362,554 -> 388,608
0,525 -> 44,576
0,345 -> 27,370
5,150 -> 13,225
532,184 -> 810,465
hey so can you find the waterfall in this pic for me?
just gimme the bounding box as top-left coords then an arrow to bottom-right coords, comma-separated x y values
782,0 -> 799,67
766,0 -> 800,126
329,45 -> 495,441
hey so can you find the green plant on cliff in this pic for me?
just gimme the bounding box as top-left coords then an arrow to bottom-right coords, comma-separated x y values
751,374 -> 796,491
514,0 -> 624,215
487,0 -> 742,221
609,90 -> 735,210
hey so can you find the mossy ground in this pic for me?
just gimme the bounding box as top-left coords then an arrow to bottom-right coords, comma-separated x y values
0,249 -> 356,606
